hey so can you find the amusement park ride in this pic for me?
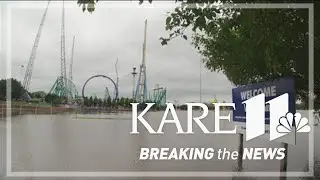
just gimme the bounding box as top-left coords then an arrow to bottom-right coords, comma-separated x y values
21,0 -> 79,103
21,0 -> 166,106
134,19 -> 166,106
149,84 -> 166,105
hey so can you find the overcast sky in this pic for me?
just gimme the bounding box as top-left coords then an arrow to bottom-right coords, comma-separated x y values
0,1 -> 234,103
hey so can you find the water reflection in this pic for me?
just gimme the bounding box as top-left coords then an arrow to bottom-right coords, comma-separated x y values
0,110 -> 318,180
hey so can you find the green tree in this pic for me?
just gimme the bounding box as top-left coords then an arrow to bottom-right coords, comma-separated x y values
160,0 -> 318,108
124,98 -> 129,107
93,96 -> 98,106
129,98 -> 134,104
0,78 -> 25,100
0,79 -> 6,101
98,98 -> 103,107
103,99 -> 107,107
77,0 -> 97,13
45,93 -> 64,105
31,91 -> 47,98
111,98 -> 118,108
162,2 -> 319,105
119,97 -> 124,107
89,96 -> 93,107
107,96 -> 111,106
83,97 -> 89,106
44,94 -> 53,103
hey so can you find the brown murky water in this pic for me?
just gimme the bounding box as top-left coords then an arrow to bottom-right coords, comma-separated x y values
0,110 -> 319,180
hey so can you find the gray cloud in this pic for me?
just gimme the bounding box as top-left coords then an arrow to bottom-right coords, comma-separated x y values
1,1 -> 234,103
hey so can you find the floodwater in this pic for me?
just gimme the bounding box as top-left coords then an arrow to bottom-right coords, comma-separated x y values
0,110 -> 319,180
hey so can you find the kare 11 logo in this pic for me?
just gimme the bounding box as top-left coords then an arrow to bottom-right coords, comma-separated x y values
131,77 -> 310,143
232,77 -> 310,142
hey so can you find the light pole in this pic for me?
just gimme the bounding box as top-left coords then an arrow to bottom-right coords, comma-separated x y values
131,67 -> 137,101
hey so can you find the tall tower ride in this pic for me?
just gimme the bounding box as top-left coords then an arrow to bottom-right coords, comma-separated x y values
135,19 -> 148,102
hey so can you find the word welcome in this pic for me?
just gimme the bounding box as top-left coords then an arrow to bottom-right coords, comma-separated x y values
240,86 -> 276,101
139,147 -> 285,160
131,103 -> 236,134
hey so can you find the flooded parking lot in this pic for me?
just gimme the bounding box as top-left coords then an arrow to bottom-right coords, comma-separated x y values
0,110 -> 319,180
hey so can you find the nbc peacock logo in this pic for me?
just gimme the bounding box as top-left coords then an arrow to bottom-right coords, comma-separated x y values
243,93 -> 311,142
276,112 -> 311,134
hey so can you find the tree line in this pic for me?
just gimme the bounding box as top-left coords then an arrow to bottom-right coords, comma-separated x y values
82,96 -> 169,111
0,78 -> 70,105
82,96 -> 135,108
0,78 -> 166,110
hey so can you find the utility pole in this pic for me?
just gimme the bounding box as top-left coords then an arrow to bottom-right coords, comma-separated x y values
131,67 -> 137,101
